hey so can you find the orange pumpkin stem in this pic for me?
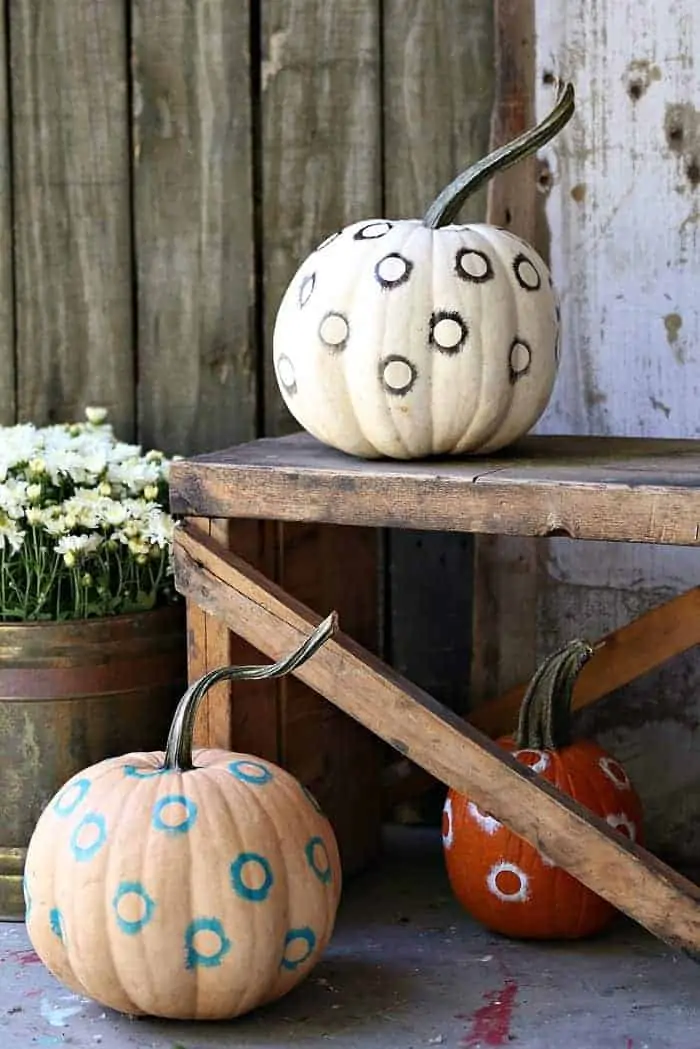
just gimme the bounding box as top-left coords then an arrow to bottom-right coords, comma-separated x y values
162,612 -> 338,771
515,639 -> 594,750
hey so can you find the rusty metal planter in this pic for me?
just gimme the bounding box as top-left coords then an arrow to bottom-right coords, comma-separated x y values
0,604 -> 186,921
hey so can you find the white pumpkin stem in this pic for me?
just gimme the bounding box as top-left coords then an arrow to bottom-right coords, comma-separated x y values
163,612 -> 338,771
423,80 -> 575,229
515,639 -> 593,751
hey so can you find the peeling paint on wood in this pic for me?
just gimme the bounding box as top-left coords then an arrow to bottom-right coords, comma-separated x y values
531,0 -> 700,858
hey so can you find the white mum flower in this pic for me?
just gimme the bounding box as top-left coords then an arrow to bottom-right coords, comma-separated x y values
0,514 -> 25,554
142,508 -> 174,548
85,406 -> 109,425
54,533 -> 102,559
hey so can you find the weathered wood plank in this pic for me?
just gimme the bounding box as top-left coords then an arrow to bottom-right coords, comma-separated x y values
472,584 -> 700,735
169,432 -> 700,545
471,0 -> 540,703
174,522 -> 700,957
381,0 -> 493,730
0,3 -> 13,425
132,0 -> 256,455
276,522 -> 383,873
260,0 -> 382,437
533,0 -> 700,860
11,0 -> 132,433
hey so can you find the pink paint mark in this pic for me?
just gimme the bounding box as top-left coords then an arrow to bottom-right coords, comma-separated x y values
461,979 -> 518,1048
7,949 -> 41,965
625,1041 -> 634,1049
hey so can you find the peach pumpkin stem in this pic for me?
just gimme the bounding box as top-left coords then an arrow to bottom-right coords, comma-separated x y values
515,639 -> 594,751
163,612 -> 339,771
422,79 -> 575,229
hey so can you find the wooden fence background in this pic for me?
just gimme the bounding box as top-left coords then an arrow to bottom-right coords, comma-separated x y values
0,0 -> 498,733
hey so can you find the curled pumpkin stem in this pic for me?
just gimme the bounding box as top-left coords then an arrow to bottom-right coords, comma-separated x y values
163,612 -> 338,771
423,80 -> 575,229
515,638 -> 594,751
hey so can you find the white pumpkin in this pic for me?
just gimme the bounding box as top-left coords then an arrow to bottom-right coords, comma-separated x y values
272,83 -> 575,461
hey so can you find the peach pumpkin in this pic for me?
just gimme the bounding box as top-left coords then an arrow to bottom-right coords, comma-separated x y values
442,640 -> 644,940
24,616 -> 342,1020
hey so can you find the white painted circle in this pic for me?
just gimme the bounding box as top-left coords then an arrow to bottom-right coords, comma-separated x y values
319,313 -> 349,346
383,358 -> 414,392
486,861 -> 530,903
513,748 -> 550,775
433,317 -> 464,349
277,356 -> 296,390
442,797 -> 454,849
376,254 -> 409,283
599,756 -> 631,790
510,342 -> 532,374
459,251 -> 490,279
467,801 -> 502,835
606,812 -> 637,841
359,221 -> 391,238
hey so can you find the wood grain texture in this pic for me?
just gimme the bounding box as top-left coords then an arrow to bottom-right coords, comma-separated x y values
381,0 -> 493,733
471,0 -> 540,704
0,4 -> 13,425
10,0 -> 133,434
260,0 -> 382,437
532,1 -> 700,859
170,431 -> 700,545
132,0 -> 256,455
472,584 -> 700,735
173,522 -> 700,957
276,522 -> 383,873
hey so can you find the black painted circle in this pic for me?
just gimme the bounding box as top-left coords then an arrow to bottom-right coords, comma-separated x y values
353,221 -> 393,240
318,311 -> 350,351
298,273 -> 316,308
276,354 -> 297,396
429,310 -> 469,354
379,355 -> 418,396
374,252 -> 413,289
455,248 -> 494,283
513,253 -> 541,291
509,338 -> 532,381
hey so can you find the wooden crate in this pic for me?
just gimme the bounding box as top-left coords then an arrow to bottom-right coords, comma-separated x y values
170,430 -> 700,956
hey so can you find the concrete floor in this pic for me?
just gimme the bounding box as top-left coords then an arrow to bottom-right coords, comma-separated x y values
2,826 -> 699,1049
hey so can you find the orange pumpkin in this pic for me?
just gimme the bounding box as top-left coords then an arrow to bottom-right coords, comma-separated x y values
442,640 -> 643,940
24,616 -> 342,1020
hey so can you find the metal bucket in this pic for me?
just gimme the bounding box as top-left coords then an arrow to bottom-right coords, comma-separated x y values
0,604 -> 186,920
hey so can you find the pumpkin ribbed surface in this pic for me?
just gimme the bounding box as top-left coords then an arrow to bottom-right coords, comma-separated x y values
24,747 -> 341,1019
273,221 -> 559,460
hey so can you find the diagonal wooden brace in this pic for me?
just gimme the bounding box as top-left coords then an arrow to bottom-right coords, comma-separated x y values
174,521 -> 700,959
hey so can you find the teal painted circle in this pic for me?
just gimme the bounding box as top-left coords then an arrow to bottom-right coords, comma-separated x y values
305,836 -> 332,884
152,794 -> 198,835
49,907 -> 64,942
124,764 -> 169,779
228,760 -> 273,785
281,926 -> 316,970
184,917 -> 231,970
230,852 -> 274,902
112,881 -> 156,935
70,812 -> 107,862
54,777 -> 91,817
22,876 -> 31,919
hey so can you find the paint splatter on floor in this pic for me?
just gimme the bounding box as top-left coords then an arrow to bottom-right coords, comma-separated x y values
460,978 -> 519,1047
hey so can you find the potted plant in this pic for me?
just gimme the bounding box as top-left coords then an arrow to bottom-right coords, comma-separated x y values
0,408 -> 186,921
